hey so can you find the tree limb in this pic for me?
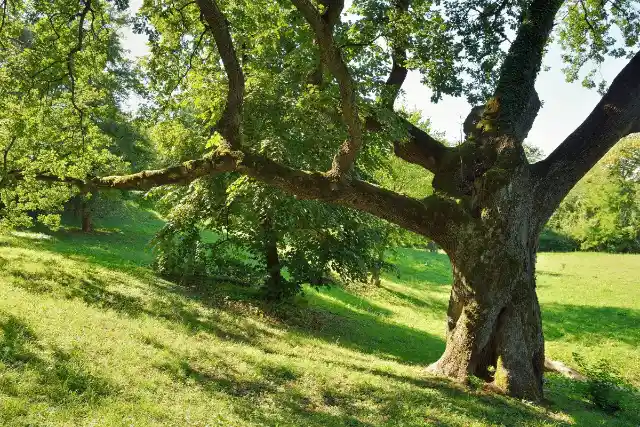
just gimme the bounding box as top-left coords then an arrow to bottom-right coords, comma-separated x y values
195,0 -> 245,147
363,0 -> 449,174
382,46 -> 408,109
532,49 -> 640,225
307,0 -> 344,85
365,116 -> 448,174
291,0 -> 363,179
66,0 -> 92,147
16,147 -> 465,246
380,0 -> 410,109
479,0 -> 563,142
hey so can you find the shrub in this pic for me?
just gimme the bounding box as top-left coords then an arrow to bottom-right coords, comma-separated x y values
572,352 -> 635,414
538,228 -> 580,252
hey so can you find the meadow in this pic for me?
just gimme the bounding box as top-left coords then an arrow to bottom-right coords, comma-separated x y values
0,201 -> 638,426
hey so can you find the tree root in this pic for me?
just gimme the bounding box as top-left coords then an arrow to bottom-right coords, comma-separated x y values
544,358 -> 586,381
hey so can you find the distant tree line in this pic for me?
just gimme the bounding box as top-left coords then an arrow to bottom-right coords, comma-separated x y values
540,136 -> 640,253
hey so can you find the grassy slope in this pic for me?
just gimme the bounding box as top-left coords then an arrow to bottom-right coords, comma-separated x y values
0,202 -> 638,426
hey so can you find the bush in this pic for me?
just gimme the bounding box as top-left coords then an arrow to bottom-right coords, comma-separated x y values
572,353 -> 635,414
538,228 -> 580,252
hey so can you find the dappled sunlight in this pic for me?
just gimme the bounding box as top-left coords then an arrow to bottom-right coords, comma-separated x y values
1,219 -> 639,425
9,231 -> 52,240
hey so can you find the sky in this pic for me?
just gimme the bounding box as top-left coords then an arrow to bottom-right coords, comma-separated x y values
120,0 -> 629,156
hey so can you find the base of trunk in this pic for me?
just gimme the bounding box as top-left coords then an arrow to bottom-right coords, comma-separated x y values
428,271 -> 544,400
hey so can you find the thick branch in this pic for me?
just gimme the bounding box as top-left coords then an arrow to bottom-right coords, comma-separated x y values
196,0 -> 245,147
533,50 -> 640,225
479,0 -> 563,142
307,0 -> 344,85
292,0 -> 363,178
382,47 -> 408,109
381,0 -> 410,109
9,155 -> 236,191
19,148 -> 464,246
364,115 -> 448,174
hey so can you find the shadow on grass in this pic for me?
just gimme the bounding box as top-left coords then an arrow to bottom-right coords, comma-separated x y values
154,344 -> 572,427
0,313 -> 114,415
543,303 -> 640,346
279,288 -> 446,365
545,374 -> 640,426
379,284 -> 448,312
158,353 -> 380,426
2,226 -> 635,426
0,250 -> 275,347
4,201 -> 165,274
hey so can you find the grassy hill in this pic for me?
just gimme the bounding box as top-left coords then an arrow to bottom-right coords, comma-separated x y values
0,201 -> 638,426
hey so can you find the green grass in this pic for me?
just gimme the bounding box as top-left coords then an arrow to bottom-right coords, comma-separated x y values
0,202 -> 638,426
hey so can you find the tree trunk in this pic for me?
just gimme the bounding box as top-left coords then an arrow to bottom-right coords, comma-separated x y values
428,169 -> 545,400
370,263 -> 381,287
261,216 -> 285,299
81,199 -> 93,232
428,236 -> 544,399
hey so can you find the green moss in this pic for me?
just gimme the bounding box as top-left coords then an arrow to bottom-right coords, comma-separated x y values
482,167 -> 511,193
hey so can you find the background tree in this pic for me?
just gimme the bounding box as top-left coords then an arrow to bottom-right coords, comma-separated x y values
4,0 -> 640,401
0,0 -> 141,230
547,135 -> 640,252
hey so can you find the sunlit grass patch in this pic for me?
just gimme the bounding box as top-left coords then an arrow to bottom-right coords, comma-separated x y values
0,202 -> 638,426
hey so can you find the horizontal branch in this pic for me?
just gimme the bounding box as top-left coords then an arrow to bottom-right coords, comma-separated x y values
10,156 -> 237,191
533,49 -> 640,225
365,115 -> 449,174
17,147 -> 465,246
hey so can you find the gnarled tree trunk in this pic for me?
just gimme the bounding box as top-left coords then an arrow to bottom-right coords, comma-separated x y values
429,240 -> 544,399
428,168 -> 545,400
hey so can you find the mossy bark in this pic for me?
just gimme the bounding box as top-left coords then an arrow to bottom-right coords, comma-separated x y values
429,168 -> 545,400
428,249 -> 544,400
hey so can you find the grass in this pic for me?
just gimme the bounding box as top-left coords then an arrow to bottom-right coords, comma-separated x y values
0,201 -> 638,426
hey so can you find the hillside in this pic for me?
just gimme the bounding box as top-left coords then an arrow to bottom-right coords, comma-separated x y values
0,202 -> 638,426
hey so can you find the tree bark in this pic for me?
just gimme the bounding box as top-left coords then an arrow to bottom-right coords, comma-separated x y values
428,169 -> 545,400
261,216 -> 285,300
81,199 -> 93,232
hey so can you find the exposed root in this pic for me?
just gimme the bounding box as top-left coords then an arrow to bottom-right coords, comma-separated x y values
544,358 -> 586,381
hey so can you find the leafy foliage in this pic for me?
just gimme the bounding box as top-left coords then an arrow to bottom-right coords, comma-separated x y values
557,0 -> 640,92
572,352 -> 635,414
0,0 -> 144,229
150,176 -> 392,299
547,136 -> 640,252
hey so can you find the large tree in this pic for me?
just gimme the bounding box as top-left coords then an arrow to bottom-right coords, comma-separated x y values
3,0 -> 640,400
